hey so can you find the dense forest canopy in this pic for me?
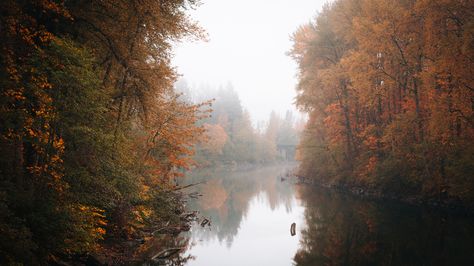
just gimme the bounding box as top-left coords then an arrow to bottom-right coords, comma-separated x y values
291,0 -> 474,200
0,0 -> 208,264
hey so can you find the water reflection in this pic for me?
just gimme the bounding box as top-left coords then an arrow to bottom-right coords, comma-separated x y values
140,235 -> 192,266
181,164 -> 304,266
174,166 -> 474,266
294,187 -> 474,266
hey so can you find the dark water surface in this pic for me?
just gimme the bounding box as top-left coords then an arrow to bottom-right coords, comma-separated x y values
177,165 -> 474,266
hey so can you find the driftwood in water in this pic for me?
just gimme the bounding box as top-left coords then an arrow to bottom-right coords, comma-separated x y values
200,218 -> 211,227
290,222 -> 296,236
151,247 -> 185,261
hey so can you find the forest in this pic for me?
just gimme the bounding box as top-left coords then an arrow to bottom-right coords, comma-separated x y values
291,0 -> 474,203
176,80 -> 301,167
1,0 -> 474,265
0,0 -> 209,264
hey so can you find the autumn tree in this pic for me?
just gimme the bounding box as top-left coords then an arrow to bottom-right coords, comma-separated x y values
0,0 -> 208,263
292,0 -> 474,201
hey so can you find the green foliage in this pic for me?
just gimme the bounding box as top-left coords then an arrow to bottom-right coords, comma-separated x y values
43,38 -> 141,212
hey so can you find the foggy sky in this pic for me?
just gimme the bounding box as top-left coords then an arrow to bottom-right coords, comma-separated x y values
173,0 -> 328,122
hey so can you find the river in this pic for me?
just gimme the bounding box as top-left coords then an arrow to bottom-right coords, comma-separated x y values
173,164 -> 474,266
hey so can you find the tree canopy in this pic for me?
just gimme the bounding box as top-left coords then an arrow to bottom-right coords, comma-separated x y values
291,0 -> 474,201
0,0 -> 207,263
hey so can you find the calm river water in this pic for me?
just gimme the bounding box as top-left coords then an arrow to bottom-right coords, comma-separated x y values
177,165 -> 474,266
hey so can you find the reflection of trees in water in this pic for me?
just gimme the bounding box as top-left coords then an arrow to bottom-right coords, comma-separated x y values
181,165 -> 296,246
139,235 -> 193,266
294,186 -> 474,266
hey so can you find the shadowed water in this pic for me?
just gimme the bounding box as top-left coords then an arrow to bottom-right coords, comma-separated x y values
294,188 -> 474,266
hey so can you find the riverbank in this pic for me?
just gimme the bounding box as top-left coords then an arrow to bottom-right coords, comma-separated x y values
51,192 -> 198,265
294,178 -> 474,216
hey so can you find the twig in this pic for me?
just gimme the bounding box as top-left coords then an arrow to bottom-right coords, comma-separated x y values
173,181 -> 206,191
151,247 -> 185,261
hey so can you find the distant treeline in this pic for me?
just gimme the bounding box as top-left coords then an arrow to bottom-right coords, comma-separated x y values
291,0 -> 474,201
176,81 -> 302,167
0,0 -> 207,264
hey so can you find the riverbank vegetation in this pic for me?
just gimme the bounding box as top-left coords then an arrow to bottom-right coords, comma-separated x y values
0,0 -> 208,264
291,0 -> 474,203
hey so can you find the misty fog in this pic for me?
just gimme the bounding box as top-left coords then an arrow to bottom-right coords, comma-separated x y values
173,0 -> 328,123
